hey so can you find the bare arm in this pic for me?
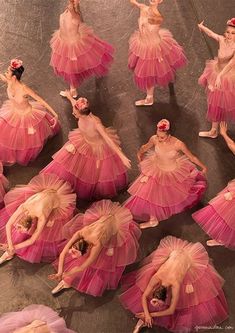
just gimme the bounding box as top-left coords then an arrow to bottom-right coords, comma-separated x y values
6,206 -> 24,251
151,283 -> 180,317
23,85 -> 58,118
198,21 -> 221,42
130,0 -> 144,9
137,136 -> 155,161
0,74 -> 8,83
177,141 -> 207,174
220,122 -> 235,154
218,54 -> 235,77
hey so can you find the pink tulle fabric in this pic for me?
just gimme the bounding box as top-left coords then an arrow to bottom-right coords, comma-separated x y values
0,162 -> 9,208
120,236 -> 228,333
50,23 -> 114,87
192,179 -> 235,249
0,304 -> 75,333
41,127 -> 128,200
199,58 -> 235,122
128,29 -> 187,91
53,200 -> 141,296
0,174 -> 76,263
0,100 -> 60,166
125,153 -> 206,221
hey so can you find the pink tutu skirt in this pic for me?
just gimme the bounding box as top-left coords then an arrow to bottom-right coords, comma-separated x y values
50,23 -> 114,87
120,236 -> 228,333
0,162 -> 9,208
0,174 -> 76,263
41,128 -> 128,200
192,179 -> 235,249
0,100 -> 60,165
125,154 -> 206,221
128,28 -> 187,91
0,304 -> 75,332
199,58 -> 235,122
53,200 -> 141,296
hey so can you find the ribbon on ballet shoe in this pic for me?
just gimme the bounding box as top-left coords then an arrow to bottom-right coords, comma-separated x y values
65,143 -> 76,154
185,284 -> 194,294
28,126 -> 36,135
224,192 -> 233,201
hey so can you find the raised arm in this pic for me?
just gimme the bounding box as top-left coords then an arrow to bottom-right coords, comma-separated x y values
130,0 -> 144,9
0,74 -> 8,83
220,122 -> 235,154
151,283 -> 180,317
137,136 -> 155,161
198,21 -> 221,42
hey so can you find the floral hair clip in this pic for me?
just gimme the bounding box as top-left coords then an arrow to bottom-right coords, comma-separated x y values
157,119 -> 170,131
227,18 -> 235,27
75,97 -> 89,111
10,58 -> 23,70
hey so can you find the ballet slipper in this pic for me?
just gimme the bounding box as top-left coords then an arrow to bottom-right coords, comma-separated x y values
0,251 -> 14,264
206,239 -> 223,247
135,97 -> 153,106
133,319 -> 146,333
199,129 -> 218,139
140,218 -> 159,229
51,280 -> 70,295
59,90 -> 67,97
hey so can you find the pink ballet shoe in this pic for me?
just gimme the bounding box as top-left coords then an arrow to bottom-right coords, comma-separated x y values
51,280 -> 70,295
135,97 -> 153,106
199,130 -> 218,139
140,218 -> 159,229
206,240 -> 223,247
133,319 -> 146,333
0,251 -> 14,264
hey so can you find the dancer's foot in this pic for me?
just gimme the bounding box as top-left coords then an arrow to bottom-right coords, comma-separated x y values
133,319 -> 146,333
135,96 -> 153,106
140,218 -> 159,229
199,129 -> 218,139
206,239 -> 223,247
51,280 -> 70,295
0,251 -> 14,264
59,90 -> 67,97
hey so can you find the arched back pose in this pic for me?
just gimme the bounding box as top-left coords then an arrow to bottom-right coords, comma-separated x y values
42,92 -> 130,200
128,0 -> 187,106
50,0 -> 114,98
120,236 -> 228,333
124,119 -> 207,228
0,304 -> 75,333
192,122 -> 235,248
198,18 -> 235,138
0,174 -> 76,264
0,59 -> 59,166
49,200 -> 141,296
0,161 -> 9,208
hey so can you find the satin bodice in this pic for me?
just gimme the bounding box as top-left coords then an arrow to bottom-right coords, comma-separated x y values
7,85 -> 31,111
59,9 -> 80,41
78,115 -> 102,143
153,138 -> 180,171
217,38 -> 235,68
138,6 -> 161,35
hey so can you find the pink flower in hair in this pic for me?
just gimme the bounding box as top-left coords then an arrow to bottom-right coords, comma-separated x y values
75,97 -> 89,111
227,18 -> 235,27
10,58 -> 23,69
157,119 -> 170,131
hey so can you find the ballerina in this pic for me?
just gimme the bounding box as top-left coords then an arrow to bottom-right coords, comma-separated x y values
48,200 -> 141,296
0,174 -> 76,264
198,18 -> 235,138
42,92 -> 130,200
0,161 -> 9,208
0,304 -> 75,332
0,59 -> 59,166
124,119 -> 207,228
192,122 -> 235,248
50,0 -> 114,98
119,236 -> 228,333
128,0 -> 187,106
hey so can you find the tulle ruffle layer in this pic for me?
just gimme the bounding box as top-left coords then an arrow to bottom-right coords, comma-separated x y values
128,29 -> 187,90
0,162 -> 8,208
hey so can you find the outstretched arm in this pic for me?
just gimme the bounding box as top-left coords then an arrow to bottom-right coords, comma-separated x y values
151,283 -> 180,317
177,141 -> 207,174
220,122 -> 235,154
130,0 -> 144,9
137,136 -> 155,161
198,21 -> 221,41
23,85 -> 58,118
0,74 -> 8,83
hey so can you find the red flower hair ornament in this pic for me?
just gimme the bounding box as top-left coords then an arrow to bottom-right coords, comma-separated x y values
10,58 -> 23,70
75,97 -> 89,111
157,119 -> 170,131
227,18 -> 235,27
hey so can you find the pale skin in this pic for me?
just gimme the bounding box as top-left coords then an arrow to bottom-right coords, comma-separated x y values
13,320 -> 50,333
0,67 -> 58,119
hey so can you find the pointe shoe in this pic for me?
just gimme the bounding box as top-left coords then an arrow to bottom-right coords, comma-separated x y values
206,240 -> 223,247
51,280 -> 70,295
140,218 -> 159,229
0,252 -> 13,264
133,320 -> 145,333
59,90 -> 67,97
199,130 -> 218,139
135,97 -> 153,106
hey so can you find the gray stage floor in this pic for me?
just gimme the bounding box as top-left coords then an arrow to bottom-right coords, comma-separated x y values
0,0 -> 235,332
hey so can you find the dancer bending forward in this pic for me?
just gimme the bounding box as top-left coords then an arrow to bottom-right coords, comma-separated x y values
50,0 -> 114,98
198,18 -> 235,138
125,119 -> 207,228
120,236 -> 228,333
0,59 -> 59,165
0,174 -> 76,264
42,93 -> 130,200
129,0 -> 187,106
49,200 -> 141,296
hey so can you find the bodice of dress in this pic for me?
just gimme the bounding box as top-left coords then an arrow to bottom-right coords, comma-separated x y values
21,190 -> 59,220
7,85 -> 31,112
156,249 -> 192,285
138,6 -> 161,35
78,115 -> 102,143
217,38 -> 235,69
59,9 -> 80,41
153,138 -> 180,171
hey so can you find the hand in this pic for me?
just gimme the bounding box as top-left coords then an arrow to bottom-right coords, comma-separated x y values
122,156 -> 131,169
220,122 -> 228,136
8,247 -> 15,256
214,75 -> 221,89
198,20 -> 204,31
135,312 -> 145,320
137,152 -> 142,162
201,167 -> 207,175
48,273 -> 62,281
144,314 -> 153,328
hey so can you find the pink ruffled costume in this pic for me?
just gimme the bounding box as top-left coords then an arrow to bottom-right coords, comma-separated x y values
0,87 -> 60,166
120,236 -> 228,333
124,137 -> 206,221
0,161 -> 9,208
41,115 -> 128,200
50,9 -> 114,87
193,179 -> 235,249
53,200 -> 141,296
128,5 -> 187,91
199,35 -> 235,122
0,174 -> 76,263
0,304 -> 75,332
